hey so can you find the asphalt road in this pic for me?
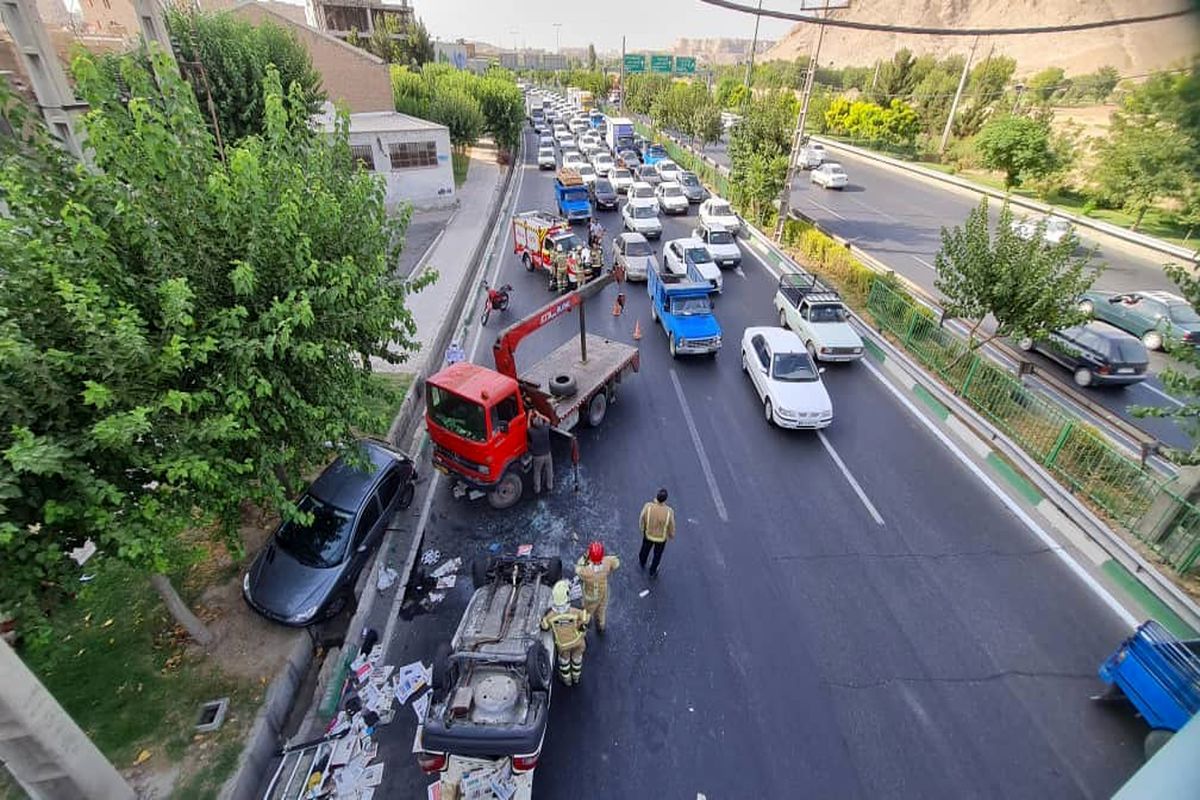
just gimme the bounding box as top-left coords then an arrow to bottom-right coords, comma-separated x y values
682,130 -> 1193,451
367,127 -> 1146,798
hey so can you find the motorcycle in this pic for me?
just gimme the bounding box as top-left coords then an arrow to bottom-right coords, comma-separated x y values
480,279 -> 513,325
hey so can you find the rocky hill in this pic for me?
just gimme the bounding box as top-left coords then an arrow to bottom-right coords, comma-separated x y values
671,37 -> 775,65
763,0 -> 1198,77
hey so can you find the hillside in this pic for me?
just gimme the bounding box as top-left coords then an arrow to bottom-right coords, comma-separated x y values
670,37 -> 775,65
763,0 -> 1199,77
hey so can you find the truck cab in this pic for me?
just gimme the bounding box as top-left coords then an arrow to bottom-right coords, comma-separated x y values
554,169 -> 592,224
772,274 -> 864,362
642,143 -> 669,166
647,263 -> 722,358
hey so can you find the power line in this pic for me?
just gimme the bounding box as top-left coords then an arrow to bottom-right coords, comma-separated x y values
697,0 -> 1194,37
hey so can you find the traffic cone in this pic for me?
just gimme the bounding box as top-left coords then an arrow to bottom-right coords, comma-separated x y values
612,297 -> 622,316
633,320 -> 642,340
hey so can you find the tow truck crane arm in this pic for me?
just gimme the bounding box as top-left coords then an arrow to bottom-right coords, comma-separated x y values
492,273 -> 616,379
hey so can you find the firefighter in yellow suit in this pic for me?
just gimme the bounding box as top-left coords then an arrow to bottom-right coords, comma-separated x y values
576,541 -> 620,633
540,580 -> 589,685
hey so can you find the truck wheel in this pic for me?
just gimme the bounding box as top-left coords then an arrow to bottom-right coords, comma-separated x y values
549,373 -> 577,397
779,309 -> 788,329
526,643 -> 553,692
669,333 -> 679,358
523,253 -> 533,271
586,392 -> 608,427
650,303 -> 658,322
487,471 -> 524,510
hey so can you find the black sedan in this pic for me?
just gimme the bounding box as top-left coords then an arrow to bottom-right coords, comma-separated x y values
244,439 -> 416,625
617,149 -> 641,169
1018,322 -> 1149,388
590,177 -> 619,210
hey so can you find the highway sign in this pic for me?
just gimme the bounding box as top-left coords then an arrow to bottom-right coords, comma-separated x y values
675,56 -> 696,74
650,54 -> 674,74
623,54 -> 646,74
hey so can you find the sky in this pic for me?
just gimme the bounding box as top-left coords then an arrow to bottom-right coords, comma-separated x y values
405,0 -> 799,53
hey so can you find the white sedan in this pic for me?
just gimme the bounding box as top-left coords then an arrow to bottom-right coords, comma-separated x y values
1013,214 -> 1073,246
610,167 -> 634,194
811,162 -> 848,189
655,182 -> 689,215
537,147 -> 555,170
656,159 -> 682,183
741,327 -> 832,429
698,197 -> 743,237
591,152 -> 615,176
622,200 -> 663,239
627,181 -> 656,204
664,237 -> 722,293
575,163 -> 598,187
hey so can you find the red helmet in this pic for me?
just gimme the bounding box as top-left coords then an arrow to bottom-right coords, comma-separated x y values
587,541 -> 604,564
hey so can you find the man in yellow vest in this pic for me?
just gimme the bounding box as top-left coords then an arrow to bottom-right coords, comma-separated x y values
539,580 -> 589,685
638,488 -> 675,578
576,541 -> 620,633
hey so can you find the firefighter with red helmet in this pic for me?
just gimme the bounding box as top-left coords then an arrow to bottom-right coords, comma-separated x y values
575,541 -> 620,633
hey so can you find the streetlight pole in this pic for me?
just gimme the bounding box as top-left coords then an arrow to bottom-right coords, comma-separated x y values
939,35 -> 979,155
742,0 -> 764,105
619,35 -> 626,113
773,2 -> 830,241
553,23 -> 562,54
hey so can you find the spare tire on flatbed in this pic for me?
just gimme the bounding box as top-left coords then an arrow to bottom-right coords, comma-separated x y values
548,373 -> 577,397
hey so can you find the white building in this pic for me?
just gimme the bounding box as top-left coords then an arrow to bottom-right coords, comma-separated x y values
316,103 -> 455,212
434,40 -> 469,69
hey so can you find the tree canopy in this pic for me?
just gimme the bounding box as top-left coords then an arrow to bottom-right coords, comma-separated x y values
975,114 -> 1068,189
0,49 -> 424,631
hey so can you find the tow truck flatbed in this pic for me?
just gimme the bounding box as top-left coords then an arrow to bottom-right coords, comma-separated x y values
519,335 -> 639,427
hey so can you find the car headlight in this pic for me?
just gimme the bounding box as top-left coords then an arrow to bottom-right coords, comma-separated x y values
776,407 -> 798,419
852,347 -> 863,354
288,604 -> 320,624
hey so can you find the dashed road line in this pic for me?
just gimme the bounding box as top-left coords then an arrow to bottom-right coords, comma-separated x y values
1133,380 -> 1185,408
804,197 -> 847,221
817,432 -> 885,526
670,369 -> 729,522
911,255 -> 937,271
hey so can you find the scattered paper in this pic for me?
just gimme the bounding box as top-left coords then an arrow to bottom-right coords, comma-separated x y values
490,774 -> 518,800
395,662 -> 429,705
376,566 -> 398,592
639,589 -> 650,598
413,691 -> 431,722
430,557 -> 462,578
568,576 -> 582,601
516,544 -> 533,556
435,574 -> 457,590
370,664 -> 395,684
361,763 -> 384,787
427,782 -> 442,800
69,539 -> 97,566
329,735 -> 355,767
423,591 -> 446,607
354,660 -> 374,683
421,549 -> 442,566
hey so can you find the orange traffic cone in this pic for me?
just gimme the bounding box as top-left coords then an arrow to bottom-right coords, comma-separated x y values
612,297 -> 622,316
633,320 -> 642,340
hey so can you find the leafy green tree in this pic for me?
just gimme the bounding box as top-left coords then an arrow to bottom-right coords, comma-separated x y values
911,56 -> 963,135
0,51 -> 423,637
975,114 -> 1066,188
1027,67 -> 1065,104
740,152 -> 789,224
1094,105 -> 1192,230
714,74 -> 742,108
1136,261 -> 1200,460
429,87 -> 485,148
1062,66 -> 1120,104
475,74 -> 524,152
166,7 -> 324,144
688,100 -> 723,150
869,48 -> 918,104
391,64 -> 430,117
935,199 -> 1096,355
587,44 -> 596,71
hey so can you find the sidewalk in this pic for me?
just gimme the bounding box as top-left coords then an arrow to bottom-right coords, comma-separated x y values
375,141 -> 504,377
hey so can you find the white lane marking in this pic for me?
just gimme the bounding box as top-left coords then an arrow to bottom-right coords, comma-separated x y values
911,255 -> 937,271
817,431 -> 885,526
669,369 -> 729,522
804,197 -> 847,221
849,196 -> 899,223
1133,380 -> 1185,408
860,358 -> 1138,629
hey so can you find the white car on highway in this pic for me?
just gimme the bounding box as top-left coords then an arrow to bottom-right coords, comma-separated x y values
799,142 -> 827,169
698,197 -> 743,236
741,327 -> 833,429
811,162 -> 848,189
591,152 -> 615,176
575,163 -> 598,187
612,232 -> 658,281
656,159 -> 682,183
692,222 -> 741,268
656,181 -> 689,215
1013,214 -> 1074,246
622,200 -> 663,239
562,151 -> 587,170
610,167 -> 634,194
665,237 -> 723,293
537,147 -> 556,170
628,181 -> 656,204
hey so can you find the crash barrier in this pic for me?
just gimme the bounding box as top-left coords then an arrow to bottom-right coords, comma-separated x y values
868,279 -> 1200,575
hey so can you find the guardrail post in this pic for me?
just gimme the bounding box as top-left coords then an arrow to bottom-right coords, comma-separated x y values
1044,420 -> 1075,469
959,355 -> 980,397
903,307 -> 920,346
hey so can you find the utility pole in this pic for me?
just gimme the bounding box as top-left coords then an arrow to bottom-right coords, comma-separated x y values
553,22 -> 562,55
619,35 -> 626,113
939,35 -> 979,155
742,0 -> 765,105
869,59 -> 880,93
773,2 -> 829,241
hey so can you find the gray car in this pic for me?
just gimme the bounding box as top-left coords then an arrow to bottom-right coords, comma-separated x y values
678,171 -> 709,203
243,440 -> 416,625
612,232 -> 658,281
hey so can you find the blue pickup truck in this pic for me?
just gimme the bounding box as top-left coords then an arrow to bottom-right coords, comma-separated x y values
555,169 -> 592,224
642,143 -> 669,166
647,262 -> 722,358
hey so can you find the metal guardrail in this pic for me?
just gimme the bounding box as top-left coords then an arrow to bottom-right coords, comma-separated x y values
812,136 -> 1200,265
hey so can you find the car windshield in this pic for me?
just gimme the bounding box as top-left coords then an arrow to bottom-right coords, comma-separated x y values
595,179 -> 614,193
632,187 -> 654,199
275,493 -> 355,568
671,297 -> 712,315
632,205 -> 658,219
809,304 -> 846,323
539,148 -> 553,156
661,186 -> 682,197
1169,304 -> 1200,324
613,169 -> 632,180
827,166 -> 846,175
708,203 -> 733,217
428,385 -> 486,442
648,146 -> 667,157
772,353 -> 819,382
684,247 -> 711,263
659,161 -> 677,171
551,232 -> 582,251
577,165 -> 595,176
681,173 -> 700,186
708,230 -> 733,244
625,239 -> 653,256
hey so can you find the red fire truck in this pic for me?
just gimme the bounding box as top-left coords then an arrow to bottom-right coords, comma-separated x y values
425,275 -> 639,509
512,210 -> 598,287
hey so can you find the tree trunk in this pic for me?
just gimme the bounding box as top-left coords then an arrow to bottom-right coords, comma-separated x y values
150,573 -> 214,646
1132,205 -> 1147,232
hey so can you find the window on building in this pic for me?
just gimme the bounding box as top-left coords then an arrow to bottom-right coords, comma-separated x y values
350,144 -> 376,171
388,141 -> 438,170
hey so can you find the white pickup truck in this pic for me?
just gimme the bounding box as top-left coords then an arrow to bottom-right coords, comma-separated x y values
772,274 -> 864,362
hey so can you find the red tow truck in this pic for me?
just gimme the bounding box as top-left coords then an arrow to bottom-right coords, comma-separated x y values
425,275 -> 639,509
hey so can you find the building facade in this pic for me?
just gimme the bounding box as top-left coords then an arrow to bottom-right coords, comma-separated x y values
303,0 -> 411,42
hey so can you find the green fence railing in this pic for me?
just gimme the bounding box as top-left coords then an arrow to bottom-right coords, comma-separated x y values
867,279 -> 1200,574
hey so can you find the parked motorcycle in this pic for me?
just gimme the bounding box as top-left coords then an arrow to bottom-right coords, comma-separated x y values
480,279 -> 513,325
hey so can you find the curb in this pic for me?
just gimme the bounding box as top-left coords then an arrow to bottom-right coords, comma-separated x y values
743,223 -> 1200,636
811,135 -> 1199,265
218,633 -> 313,800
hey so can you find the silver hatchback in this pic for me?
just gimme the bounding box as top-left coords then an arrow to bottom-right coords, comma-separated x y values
611,232 -> 658,282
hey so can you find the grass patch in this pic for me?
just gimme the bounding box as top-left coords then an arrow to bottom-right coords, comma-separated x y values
362,371 -> 414,438
452,150 -> 470,188
173,739 -> 243,800
17,558 -> 257,768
